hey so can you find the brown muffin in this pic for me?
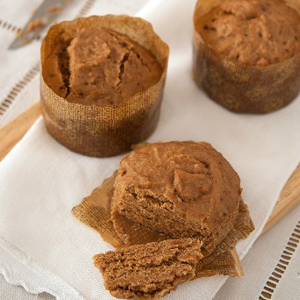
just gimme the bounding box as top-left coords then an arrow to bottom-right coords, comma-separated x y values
111,142 -> 242,255
40,15 -> 169,157
43,27 -> 162,107
193,0 -> 300,114
94,238 -> 202,300
197,0 -> 300,66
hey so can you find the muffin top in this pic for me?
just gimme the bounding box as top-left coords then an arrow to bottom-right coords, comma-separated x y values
197,0 -> 300,66
43,27 -> 162,106
114,142 -> 241,227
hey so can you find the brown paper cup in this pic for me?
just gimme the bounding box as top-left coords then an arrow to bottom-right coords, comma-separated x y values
40,15 -> 169,157
72,171 -> 254,278
193,0 -> 300,114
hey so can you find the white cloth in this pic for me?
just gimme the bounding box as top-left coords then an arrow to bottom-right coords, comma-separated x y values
1,0 -> 300,299
215,203 -> 300,300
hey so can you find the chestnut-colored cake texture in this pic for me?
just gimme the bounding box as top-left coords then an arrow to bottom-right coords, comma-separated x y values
193,0 -> 300,114
43,27 -> 162,107
94,238 -> 202,300
111,142 -> 241,254
197,0 -> 300,66
40,15 -> 169,157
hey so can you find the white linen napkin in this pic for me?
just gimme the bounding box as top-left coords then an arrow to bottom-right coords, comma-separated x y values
215,203 -> 300,300
1,0 -> 300,299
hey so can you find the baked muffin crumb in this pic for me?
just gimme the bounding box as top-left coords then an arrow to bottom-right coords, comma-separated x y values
94,238 -> 202,299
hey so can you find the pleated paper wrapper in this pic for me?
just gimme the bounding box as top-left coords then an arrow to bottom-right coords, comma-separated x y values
40,15 -> 169,157
193,0 -> 300,114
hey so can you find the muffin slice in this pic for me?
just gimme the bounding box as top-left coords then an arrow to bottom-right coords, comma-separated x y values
94,238 -> 202,299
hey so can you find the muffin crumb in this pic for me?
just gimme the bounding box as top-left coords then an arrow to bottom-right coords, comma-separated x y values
94,238 -> 202,300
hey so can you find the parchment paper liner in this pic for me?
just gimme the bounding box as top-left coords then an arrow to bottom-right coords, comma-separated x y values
41,15 -> 169,157
72,172 -> 254,278
193,0 -> 300,114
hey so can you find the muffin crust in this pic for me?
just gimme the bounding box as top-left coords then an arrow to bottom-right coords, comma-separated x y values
43,27 -> 162,106
197,0 -> 300,66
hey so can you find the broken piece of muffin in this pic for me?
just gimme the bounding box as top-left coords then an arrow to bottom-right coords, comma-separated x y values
111,141 -> 241,255
94,238 -> 202,300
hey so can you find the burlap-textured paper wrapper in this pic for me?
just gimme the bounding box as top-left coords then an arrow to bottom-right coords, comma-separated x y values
40,15 -> 169,157
72,171 -> 254,278
193,0 -> 300,114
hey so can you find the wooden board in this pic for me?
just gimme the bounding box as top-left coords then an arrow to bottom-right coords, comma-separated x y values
0,103 -> 41,161
0,102 -> 299,235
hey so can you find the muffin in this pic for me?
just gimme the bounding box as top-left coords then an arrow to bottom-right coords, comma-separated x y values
193,0 -> 300,113
41,15 -> 169,157
72,142 -> 254,299
111,142 -> 242,254
94,238 -> 202,300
